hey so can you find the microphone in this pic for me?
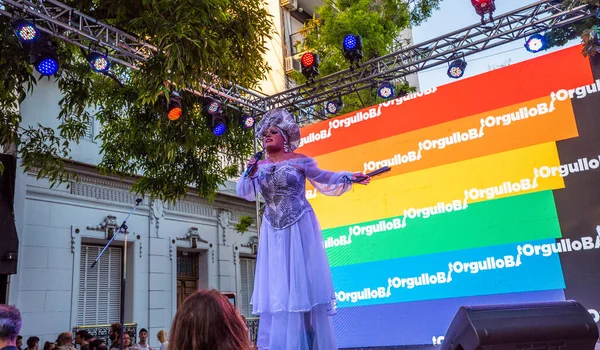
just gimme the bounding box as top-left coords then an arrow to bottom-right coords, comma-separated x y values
352,166 -> 391,183
244,150 -> 264,177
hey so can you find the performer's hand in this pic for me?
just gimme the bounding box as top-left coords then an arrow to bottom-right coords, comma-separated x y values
352,172 -> 370,185
246,158 -> 259,176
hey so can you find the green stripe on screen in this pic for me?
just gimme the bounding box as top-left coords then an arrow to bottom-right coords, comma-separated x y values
322,190 -> 561,267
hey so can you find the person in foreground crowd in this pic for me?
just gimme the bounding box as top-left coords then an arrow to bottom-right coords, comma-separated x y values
236,108 -> 370,349
156,330 -> 167,350
168,289 -> 251,350
137,329 -> 150,350
0,304 -> 22,350
42,341 -> 56,350
25,337 -> 39,350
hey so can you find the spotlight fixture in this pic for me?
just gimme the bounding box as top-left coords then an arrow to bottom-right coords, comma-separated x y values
524,34 -> 547,53
206,100 -> 222,115
325,99 -> 344,115
241,114 -> 256,129
211,114 -> 228,136
12,19 -> 39,43
87,48 -> 110,73
377,82 -> 395,99
167,91 -> 182,121
343,34 -> 363,68
31,39 -> 60,76
447,59 -> 467,79
301,52 -> 319,81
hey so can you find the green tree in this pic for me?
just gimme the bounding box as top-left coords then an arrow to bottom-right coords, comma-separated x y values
0,0 -> 273,202
290,0 -> 441,115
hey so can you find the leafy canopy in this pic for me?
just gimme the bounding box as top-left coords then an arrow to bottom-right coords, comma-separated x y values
290,0 -> 441,114
0,0 -> 273,202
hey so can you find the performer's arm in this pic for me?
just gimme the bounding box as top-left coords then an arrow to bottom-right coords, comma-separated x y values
236,158 -> 261,201
303,157 -> 367,196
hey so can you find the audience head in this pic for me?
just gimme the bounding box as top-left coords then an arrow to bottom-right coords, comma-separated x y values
110,323 -> 122,342
42,341 -> 56,350
59,332 -> 73,346
0,305 -> 22,346
16,335 -> 22,349
89,338 -> 107,350
123,332 -> 132,347
157,330 -> 167,344
75,330 -> 90,345
139,328 -> 147,343
168,289 -> 251,350
26,336 -> 40,349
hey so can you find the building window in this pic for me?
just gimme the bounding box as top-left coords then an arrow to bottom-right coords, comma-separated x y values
77,245 -> 122,326
239,257 -> 256,318
177,251 -> 199,309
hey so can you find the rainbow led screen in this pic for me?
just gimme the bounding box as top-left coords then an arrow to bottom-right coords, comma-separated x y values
298,46 -> 600,348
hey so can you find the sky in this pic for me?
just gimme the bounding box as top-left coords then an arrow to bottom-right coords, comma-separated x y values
411,0 -> 580,90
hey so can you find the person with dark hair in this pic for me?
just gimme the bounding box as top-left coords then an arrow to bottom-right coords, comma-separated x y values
88,339 -> 106,350
75,330 -> 90,350
42,341 -> 56,350
168,289 -> 251,350
109,324 -> 122,349
137,329 -> 149,350
25,337 -> 39,350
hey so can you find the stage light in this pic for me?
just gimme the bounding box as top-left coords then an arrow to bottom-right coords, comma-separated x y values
241,114 -> 256,129
301,52 -> 319,81
206,100 -> 221,115
167,91 -> 182,121
343,34 -> 363,66
31,39 -> 60,76
12,19 -> 39,43
325,99 -> 344,115
212,114 -> 228,136
524,34 -> 547,53
87,51 -> 110,73
377,82 -> 395,99
447,59 -> 467,79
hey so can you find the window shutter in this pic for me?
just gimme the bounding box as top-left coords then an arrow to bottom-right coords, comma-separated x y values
239,258 -> 256,317
78,245 -> 122,326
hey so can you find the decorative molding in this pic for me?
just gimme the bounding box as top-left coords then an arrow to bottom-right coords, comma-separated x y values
218,210 -> 232,245
241,235 -> 259,255
71,182 -> 139,205
86,215 -> 129,240
175,227 -> 208,249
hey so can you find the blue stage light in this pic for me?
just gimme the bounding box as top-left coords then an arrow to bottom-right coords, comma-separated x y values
211,114 -> 228,136
524,34 -> 547,53
447,59 -> 467,79
207,101 -> 221,115
241,115 -> 255,129
343,35 -> 358,51
213,122 -> 226,136
88,52 -> 110,73
13,19 -> 39,43
343,34 -> 363,66
326,99 -> 344,115
377,82 -> 395,99
36,58 -> 59,76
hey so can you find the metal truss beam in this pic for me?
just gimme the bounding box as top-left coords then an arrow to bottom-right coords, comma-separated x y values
0,0 -> 595,125
0,0 -> 268,113
264,0 -> 594,124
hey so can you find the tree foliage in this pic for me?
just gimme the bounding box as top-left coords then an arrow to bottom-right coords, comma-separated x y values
0,0 -> 273,202
290,0 -> 440,115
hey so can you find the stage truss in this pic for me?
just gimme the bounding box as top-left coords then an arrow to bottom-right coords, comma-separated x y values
0,0 -> 595,124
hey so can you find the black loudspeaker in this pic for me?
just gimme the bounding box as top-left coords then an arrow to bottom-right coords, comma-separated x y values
441,300 -> 599,350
